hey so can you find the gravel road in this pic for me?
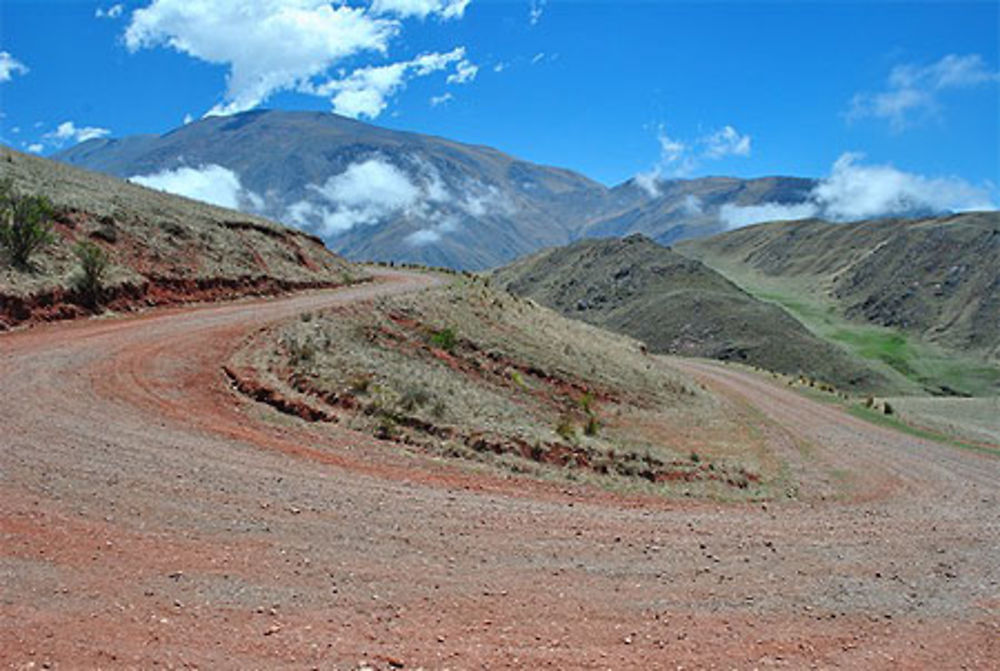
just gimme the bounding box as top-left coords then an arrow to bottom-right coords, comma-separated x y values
2,271 -> 997,669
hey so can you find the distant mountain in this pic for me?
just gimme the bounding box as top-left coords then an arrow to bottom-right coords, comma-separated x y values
56,110 -> 621,269
677,212 -> 1000,365
586,176 -> 817,245
57,109 -> 826,269
493,233 -> 886,391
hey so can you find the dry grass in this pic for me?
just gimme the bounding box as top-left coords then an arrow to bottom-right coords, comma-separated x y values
247,277 -> 786,499
0,146 -> 360,298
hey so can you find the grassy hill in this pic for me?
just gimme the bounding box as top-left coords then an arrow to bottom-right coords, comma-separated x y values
1,145 -> 360,328
227,277 -> 794,499
676,212 -> 1000,396
492,234 -> 886,392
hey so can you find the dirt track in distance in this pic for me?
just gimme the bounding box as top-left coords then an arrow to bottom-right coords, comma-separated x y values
2,270 -> 998,669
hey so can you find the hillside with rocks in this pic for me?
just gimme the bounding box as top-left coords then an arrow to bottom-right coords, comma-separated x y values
0,145 -> 361,329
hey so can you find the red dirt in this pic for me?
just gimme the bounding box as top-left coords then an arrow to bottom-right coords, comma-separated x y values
1,270 -> 998,669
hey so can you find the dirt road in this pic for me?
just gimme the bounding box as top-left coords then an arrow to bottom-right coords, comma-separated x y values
2,271 -> 998,669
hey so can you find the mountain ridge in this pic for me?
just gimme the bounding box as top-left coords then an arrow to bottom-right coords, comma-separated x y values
56,110 -> 817,269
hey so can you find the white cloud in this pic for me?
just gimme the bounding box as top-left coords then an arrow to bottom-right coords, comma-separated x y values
430,92 -> 453,106
680,194 -> 703,216
96,4 -> 125,19
719,152 -> 996,229
125,1 -> 399,116
815,152 -> 994,220
531,52 -> 545,65
183,113 -> 194,125
850,53 -> 1000,131
26,143 -> 44,154
44,121 -> 112,146
446,59 -> 478,84
529,0 -> 546,26
405,216 -> 458,246
635,123 -> 752,191
493,62 -> 507,73
124,1 -> 477,118
287,157 -> 437,236
719,202 -> 820,229
0,51 -> 29,83
314,47 -> 467,118
703,125 -> 751,159
130,164 -> 263,210
370,0 -> 469,20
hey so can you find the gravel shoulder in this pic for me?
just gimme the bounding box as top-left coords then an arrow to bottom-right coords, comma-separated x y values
1,269 -> 997,669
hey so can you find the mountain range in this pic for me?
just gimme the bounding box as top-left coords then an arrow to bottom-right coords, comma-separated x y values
56,110 -> 815,269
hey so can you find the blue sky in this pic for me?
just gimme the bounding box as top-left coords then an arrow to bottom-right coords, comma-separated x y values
0,0 -> 997,195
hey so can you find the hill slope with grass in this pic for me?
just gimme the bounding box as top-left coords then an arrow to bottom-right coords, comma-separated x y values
676,212 -> 1000,396
228,277 -> 787,498
492,234 -> 885,392
0,145 -> 360,329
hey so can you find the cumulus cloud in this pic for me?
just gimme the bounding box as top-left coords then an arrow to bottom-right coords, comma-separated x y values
130,164 -> 264,211
124,0 -> 476,118
849,53 -> 1000,131
0,51 -> 29,82
719,152 -> 996,229
126,1 -> 397,116
95,3 -> 125,19
44,121 -> 112,146
312,47 -> 468,118
26,143 -> 44,154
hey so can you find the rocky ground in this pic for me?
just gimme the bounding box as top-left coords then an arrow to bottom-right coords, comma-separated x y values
1,270 -> 998,669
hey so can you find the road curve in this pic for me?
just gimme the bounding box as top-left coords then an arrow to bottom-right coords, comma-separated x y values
1,271 -> 997,669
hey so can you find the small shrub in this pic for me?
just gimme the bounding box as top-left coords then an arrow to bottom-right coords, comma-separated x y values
430,327 -> 457,352
286,335 -> 316,366
431,399 -> 447,419
584,415 -> 600,437
72,240 -> 110,307
689,451 -> 701,463
349,373 -> 372,394
398,385 -> 430,412
555,416 -> 576,442
578,390 -> 595,414
0,180 -> 55,269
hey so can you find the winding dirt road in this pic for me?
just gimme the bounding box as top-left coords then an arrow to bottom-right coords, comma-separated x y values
2,271 -> 998,669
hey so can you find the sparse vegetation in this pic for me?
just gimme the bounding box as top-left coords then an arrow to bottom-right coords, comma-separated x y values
244,281 -> 774,499
0,179 -> 55,269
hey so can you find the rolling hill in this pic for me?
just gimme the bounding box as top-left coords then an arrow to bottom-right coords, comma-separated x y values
493,233 -> 886,392
676,212 -> 1000,395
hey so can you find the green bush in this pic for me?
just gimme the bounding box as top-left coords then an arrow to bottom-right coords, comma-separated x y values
72,240 -> 110,307
430,327 -> 457,352
0,180 -> 55,269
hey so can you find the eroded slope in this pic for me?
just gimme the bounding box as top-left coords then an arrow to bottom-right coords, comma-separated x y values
0,146 -> 362,328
